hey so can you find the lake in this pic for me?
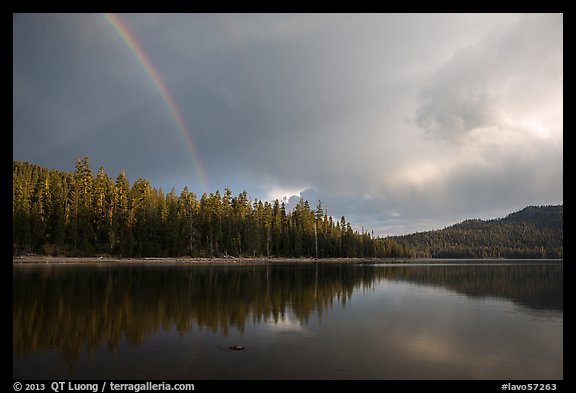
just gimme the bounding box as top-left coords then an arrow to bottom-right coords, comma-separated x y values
13,261 -> 563,380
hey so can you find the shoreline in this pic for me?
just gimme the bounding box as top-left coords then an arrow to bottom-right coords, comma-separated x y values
12,255 -> 406,265
12,255 -> 562,265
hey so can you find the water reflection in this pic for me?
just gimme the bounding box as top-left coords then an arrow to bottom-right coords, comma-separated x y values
13,262 -> 562,368
371,263 -> 563,311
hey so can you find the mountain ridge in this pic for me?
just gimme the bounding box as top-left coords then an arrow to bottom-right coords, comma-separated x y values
391,205 -> 563,259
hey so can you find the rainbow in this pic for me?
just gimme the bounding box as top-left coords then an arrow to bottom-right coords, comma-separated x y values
101,13 -> 209,193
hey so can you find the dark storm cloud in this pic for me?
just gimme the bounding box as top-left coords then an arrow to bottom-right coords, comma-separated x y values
13,13 -> 562,235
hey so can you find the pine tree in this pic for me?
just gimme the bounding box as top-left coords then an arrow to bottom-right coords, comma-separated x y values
112,169 -> 130,255
93,167 -> 113,253
13,172 -> 32,254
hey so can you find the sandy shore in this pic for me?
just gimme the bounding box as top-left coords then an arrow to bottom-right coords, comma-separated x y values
12,255 -> 397,265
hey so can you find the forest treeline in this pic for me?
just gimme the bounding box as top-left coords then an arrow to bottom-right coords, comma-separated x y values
12,159 -> 562,259
12,158 -> 410,258
392,205 -> 563,259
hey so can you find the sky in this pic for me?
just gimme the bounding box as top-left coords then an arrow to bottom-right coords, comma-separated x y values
13,13 -> 563,236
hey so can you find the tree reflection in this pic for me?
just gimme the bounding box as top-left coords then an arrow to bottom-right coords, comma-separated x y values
13,262 -> 562,367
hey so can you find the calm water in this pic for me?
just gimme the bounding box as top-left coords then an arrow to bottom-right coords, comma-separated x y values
13,261 -> 563,379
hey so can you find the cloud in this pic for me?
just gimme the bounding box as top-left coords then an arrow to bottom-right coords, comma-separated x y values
13,14 -> 562,236
346,13 -> 564,234
415,13 -> 562,144
144,13 -> 562,234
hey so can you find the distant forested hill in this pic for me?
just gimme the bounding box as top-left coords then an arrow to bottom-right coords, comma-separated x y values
391,205 -> 563,259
